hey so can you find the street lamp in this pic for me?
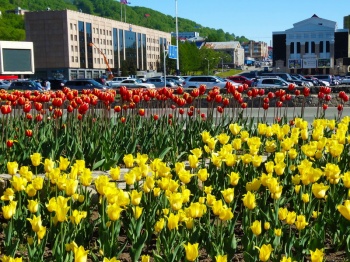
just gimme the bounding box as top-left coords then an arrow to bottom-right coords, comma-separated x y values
204,58 -> 214,75
175,0 -> 179,75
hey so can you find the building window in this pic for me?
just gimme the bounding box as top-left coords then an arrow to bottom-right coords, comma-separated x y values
71,34 -> 73,41
75,57 -> 78,62
326,41 -> 330,52
74,24 -> 77,30
70,23 -> 73,30
71,56 -> 74,62
297,42 -> 301,54
319,41 -> 324,53
71,45 -> 74,51
305,42 -> 309,53
311,42 -> 315,53
74,35 -> 77,41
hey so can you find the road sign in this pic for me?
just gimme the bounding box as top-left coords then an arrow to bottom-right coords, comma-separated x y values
168,45 -> 177,59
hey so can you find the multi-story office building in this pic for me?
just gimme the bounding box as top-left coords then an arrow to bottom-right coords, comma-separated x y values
241,41 -> 269,61
25,9 -> 171,80
344,15 -> 350,30
272,14 -> 350,75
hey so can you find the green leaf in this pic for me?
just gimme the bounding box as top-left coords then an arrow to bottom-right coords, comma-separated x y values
92,159 -> 106,170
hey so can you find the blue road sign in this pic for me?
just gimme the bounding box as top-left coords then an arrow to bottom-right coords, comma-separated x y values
168,45 -> 177,59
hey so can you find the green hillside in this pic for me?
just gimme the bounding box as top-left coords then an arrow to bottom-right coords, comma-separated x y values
0,0 -> 249,42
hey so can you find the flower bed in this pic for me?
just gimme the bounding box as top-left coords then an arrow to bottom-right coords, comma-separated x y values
1,84 -> 350,261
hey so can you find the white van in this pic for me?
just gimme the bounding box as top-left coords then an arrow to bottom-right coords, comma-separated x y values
106,77 -> 131,87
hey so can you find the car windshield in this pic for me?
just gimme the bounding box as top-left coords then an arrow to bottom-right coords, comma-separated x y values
90,80 -> 104,86
215,77 -> 226,82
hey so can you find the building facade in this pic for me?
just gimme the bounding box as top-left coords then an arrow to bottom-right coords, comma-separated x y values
241,41 -> 269,61
204,41 -> 244,68
25,10 -> 171,80
272,14 -> 350,75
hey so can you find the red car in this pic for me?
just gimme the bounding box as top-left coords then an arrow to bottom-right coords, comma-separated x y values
226,75 -> 253,87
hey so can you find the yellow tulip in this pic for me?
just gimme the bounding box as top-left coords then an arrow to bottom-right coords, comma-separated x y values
30,153 -> 41,167
27,215 -> 42,232
55,196 -> 70,222
310,248 -> 324,262
103,257 -> 120,262
59,156 -> 70,171
44,158 -> 55,173
132,206 -> 143,220
197,168 -> 209,182
229,123 -> 241,135
7,161 -> 18,176
295,215 -> 309,230
123,154 -> 134,168
32,176 -> 44,190
130,190 -> 142,206
2,201 -> 17,219
250,220 -> 262,236
27,199 -> 39,213
256,244 -> 273,262
221,188 -> 234,204
178,169 -> 192,184
190,148 -> 202,158
168,192 -> 183,211
154,218 -> 165,233
264,221 -> 270,230
188,154 -> 198,169
110,166 -> 120,180
186,202 -> 206,218
215,254 -> 227,262
65,179 -> 78,196
167,213 -> 179,230
302,193 -> 310,203
280,256 -> 293,262
73,245 -> 89,262
11,176 -> 27,192
274,228 -> 282,237
107,203 -> 123,221
79,170 -> 93,187
218,206 -> 234,221
1,188 -> 15,201
242,191 -> 256,210
37,225 -> 46,241
183,242 -> 199,262
70,210 -> 87,225
337,200 -> 350,220
278,207 -> 288,221
286,211 -> 296,225
141,255 -> 150,262
312,182 -> 329,199
201,130 -> 211,143
228,172 -> 240,186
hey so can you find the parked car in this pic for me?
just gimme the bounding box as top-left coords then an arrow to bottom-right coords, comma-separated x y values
255,77 -> 289,89
0,80 -> 11,90
8,80 -> 43,91
112,78 -> 155,89
166,75 -> 186,86
65,79 -> 108,90
226,75 -> 253,87
41,79 -> 67,90
312,75 -> 335,86
106,77 -> 131,87
146,77 -> 177,88
291,74 -> 317,86
340,76 -> 350,85
183,76 -> 239,89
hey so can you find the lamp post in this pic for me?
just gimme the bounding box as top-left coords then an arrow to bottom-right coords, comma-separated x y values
219,57 -> 225,72
204,58 -> 214,75
175,0 -> 179,75
164,43 -> 168,85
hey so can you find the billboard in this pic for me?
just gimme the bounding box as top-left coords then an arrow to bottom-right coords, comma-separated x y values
288,59 -> 302,69
0,41 -> 34,74
318,59 -> 331,68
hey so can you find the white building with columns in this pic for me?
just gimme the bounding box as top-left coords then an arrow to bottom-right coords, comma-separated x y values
272,14 -> 350,75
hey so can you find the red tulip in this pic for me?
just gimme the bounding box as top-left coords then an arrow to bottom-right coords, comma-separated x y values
153,114 -> 159,121
294,90 -> 301,96
217,106 -> 224,113
215,95 -> 222,103
303,87 -> 310,97
138,108 -> 145,116
114,105 -> 121,112
35,114 -> 43,122
121,117 -> 126,123
322,104 -> 328,110
1,105 -> 12,114
288,83 -> 295,91
263,103 -> 269,110
338,104 -> 344,111
222,98 -> 230,106
179,108 -> 185,115
25,129 -> 33,137
324,94 -> 331,101
6,140 -> 14,148
241,102 -> 248,109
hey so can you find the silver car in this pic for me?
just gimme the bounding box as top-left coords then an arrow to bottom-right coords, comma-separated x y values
146,77 -> 177,88
0,80 -> 11,90
183,75 -> 239,89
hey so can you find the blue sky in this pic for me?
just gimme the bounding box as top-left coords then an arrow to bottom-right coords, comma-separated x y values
128,0 -> 348,45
